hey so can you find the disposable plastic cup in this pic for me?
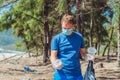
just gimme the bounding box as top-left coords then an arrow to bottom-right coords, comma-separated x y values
53,59 -> 62,70
85,54 -> 94,61
87,47 -> 97,55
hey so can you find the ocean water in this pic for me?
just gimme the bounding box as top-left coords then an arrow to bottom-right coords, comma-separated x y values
0,48 -> 23,54
0,48 -> 25,61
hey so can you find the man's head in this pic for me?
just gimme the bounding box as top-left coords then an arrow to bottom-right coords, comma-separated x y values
61,14 -> 74,35
61,14 -> 74,29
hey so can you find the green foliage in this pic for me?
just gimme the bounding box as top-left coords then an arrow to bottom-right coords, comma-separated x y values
0,0 -> 119,56
109,0 -> 120,27
15,41 -> 26,51
0,0 -> 7,5
0,0 -> 59,55
107,0 -> 120,49
56,0 -> 67,14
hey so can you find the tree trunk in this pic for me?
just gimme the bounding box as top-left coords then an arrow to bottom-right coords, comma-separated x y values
25,41 -> 31,57
43,0 -> 49,63
97,42 -> 101,55
102,44 -> 108,56
89,0 -> 94,47
27,48 -> 31,57
43,21 -> 49,63
76,0 -> 82,33
89,17 -> 93,47
36,46 -> 39,56
106,27 -> 114,61
117,17 -> 120,67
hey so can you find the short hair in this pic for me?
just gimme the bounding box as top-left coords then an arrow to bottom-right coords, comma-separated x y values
61,14 -> 74,24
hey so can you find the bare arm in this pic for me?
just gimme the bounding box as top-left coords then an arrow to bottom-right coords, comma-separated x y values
80,48 -> 87,57
80,48 -> 95,61
50,50 -> 63,69
50,50 -> 58,63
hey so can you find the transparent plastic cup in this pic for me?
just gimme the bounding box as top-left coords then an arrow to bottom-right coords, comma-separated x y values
85,54 -> 94,61
85,47 -> 97,61
87,47 -> 97,55
53,59 -> 63,70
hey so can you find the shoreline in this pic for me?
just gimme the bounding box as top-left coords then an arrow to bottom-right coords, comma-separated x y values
0,52 -> 26,61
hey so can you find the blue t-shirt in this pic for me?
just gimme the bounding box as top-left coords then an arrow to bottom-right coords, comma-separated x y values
51,32 -> 85,80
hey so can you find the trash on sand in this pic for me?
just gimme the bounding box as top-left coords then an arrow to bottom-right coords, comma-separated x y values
24,66 -> 30,71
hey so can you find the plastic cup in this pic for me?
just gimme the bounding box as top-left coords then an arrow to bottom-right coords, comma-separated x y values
85,47 -> 97,61
53,59 -> 62,70
85,54 -> 94,61
87,47 -> 97,55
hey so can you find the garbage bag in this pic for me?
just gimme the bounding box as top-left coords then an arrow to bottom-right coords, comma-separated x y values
83,61 -> 96,80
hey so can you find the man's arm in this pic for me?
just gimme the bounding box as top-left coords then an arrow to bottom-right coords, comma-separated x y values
80,48 -> 95,61
80,48 -> 87,57
50,50 -> 58,63
50,50 -> 63,69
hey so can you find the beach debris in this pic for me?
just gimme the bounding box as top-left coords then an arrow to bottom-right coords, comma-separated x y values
30,70 -> 41,74
24,66 -> 30,71
23,66 -> 41,74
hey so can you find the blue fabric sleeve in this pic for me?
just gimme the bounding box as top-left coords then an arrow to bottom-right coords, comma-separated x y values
51,36 -> 59,50
80,36 -> 85,48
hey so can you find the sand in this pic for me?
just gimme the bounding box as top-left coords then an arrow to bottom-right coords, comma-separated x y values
0,53 -> 120,80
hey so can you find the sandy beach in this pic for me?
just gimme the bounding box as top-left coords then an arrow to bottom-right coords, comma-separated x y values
0,52 -> 54,80
0,52 -> 120,80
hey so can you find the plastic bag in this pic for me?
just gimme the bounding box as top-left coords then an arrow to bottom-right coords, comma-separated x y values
83,61 -> 96,80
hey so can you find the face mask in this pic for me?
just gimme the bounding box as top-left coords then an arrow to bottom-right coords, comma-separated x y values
62,28 -> 73,35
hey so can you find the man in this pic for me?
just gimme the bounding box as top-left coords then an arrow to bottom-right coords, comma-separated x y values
50,14 -> 87,80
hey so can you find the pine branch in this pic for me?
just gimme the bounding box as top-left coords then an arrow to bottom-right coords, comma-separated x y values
24,13 -> 44,24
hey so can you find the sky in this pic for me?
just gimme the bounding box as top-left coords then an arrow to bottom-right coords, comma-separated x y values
0,4 -> 13,17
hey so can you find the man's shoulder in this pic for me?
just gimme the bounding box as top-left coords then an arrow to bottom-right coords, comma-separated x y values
52,33 -> 63,39
74,32 -> 83,37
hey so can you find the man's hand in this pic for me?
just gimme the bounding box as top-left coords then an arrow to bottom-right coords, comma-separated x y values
50,50 -> 63,69
52,59 -> 63,70
85,54 -> 95,62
